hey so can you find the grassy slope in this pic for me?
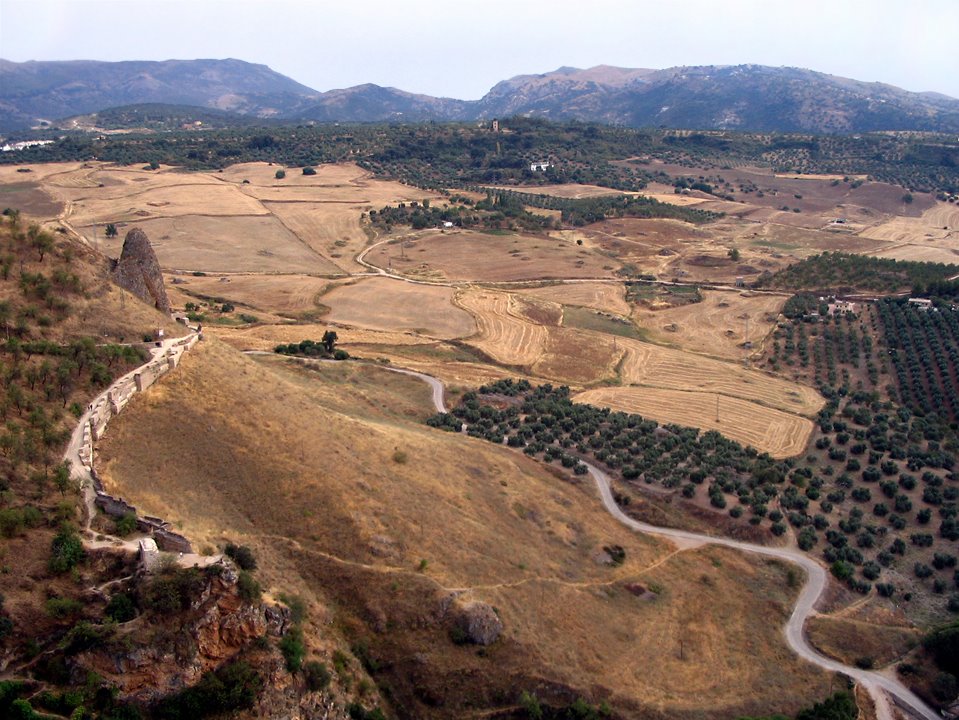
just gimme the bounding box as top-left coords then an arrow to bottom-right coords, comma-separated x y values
96,339 -> 834,718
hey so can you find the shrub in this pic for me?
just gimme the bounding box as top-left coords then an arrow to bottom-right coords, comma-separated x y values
45,597 -> 83,619
224,543 -> 257,570
275,169 -> 286,179
237,571 -> 261,603
154,660 -> 262,719
279,627 -> 306,673
303,661 -> 330,691
105,593 -> 136,623
302,166 -> 317,176
114,513 -> 138,537
49,524 -> 84,574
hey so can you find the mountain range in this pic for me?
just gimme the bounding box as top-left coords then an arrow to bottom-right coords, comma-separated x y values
2,58 -> 958,134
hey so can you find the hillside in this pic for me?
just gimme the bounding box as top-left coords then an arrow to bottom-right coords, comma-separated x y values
3,59 -> 959,134
0,58 -> 320,130
473,65 -> 959,134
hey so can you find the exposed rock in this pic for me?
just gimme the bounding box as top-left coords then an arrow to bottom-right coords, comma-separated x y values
112,227 -> 171,313
455,601 -> 503,646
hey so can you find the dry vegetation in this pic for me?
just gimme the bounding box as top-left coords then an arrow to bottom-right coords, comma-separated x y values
95,339 -> 833,717
366,230 -> 617,282
630,289 -> 787,361
324,277 -> 475,339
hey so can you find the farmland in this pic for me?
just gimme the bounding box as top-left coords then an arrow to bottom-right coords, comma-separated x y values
4,129 -> 959,718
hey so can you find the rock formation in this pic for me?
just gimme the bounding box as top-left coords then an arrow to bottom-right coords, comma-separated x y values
456,601 -> 503,646
112,227 -> 171,313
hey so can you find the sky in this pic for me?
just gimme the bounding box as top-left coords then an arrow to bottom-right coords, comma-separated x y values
2,0 -> 958,99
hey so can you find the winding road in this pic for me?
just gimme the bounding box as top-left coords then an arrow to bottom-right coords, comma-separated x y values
388,364 -> 938,720
76,338 -> 937,718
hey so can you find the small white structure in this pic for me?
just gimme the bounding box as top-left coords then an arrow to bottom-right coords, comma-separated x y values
529,161 -> 552,172
1,139 -> 55,152
442,221 -> 454,228
908,298 -> 933,311
138,537 -> 160,570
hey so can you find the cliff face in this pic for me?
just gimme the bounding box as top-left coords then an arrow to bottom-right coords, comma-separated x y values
112,227 -> 171,314
76,563 -> 289,703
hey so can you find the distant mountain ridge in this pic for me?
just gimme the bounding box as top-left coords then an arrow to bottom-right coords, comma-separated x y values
2,58 -> 958,134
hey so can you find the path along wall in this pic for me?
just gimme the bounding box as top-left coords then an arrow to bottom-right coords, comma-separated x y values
81,334 -> 200,553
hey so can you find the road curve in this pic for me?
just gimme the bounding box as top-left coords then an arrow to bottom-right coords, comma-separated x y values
397,366 -> 937,720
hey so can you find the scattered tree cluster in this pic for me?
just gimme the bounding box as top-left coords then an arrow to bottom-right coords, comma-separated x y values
756,252 -> 959,294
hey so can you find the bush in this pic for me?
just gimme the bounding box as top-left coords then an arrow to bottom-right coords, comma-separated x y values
303,661 -> 331,691
224,543 -> 257,570
154,660 -> 262,719
49,524 -> 84,574
279,627 -> 306,673
114,513 -> 138,537
45,597 -> 83,619
237,571 -> 261,603
105,593 -> 136,623
302,166 -> 317,176
275,169 -> 286,179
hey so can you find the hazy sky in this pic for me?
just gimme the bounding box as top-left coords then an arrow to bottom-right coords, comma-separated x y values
2,0 -> 957,99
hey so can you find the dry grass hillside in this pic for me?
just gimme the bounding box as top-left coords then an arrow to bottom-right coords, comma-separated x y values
95,339 -> 834,718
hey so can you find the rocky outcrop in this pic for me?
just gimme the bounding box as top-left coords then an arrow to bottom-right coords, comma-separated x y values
76,562 -> 289,704
455,601 -> 503,646
111,227 -> 170,313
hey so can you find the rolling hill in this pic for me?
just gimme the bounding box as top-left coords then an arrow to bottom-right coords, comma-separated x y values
2,58 -> 958,134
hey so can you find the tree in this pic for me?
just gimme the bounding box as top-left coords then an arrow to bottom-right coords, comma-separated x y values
302,166 -> 317,176
105,223 -> 118,238
728,248 -> 741,261
275,169 -> 286,180
321,330 -> 338,353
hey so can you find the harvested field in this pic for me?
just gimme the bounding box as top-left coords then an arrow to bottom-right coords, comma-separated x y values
488,183 -> 625,199
366,230 -> 617,282
65,181 -> 267,226
618,338 -> 823,416
455,289 -> 548,366
519,281 -> 631,315
868,243 -> 959,264
0,181 -> 62,219
165,273 -> 334,317
858,201 -> 959,244
209,323 -> 436,352
78,214 -> 338,274
574,386 -> 814,458
631,290 -> 787,361
262,201 -> 368,272
324,277 -> 475,339
533,326 -> 622,385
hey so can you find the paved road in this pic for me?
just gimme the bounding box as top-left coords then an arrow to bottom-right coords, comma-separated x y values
398,366 -> 938,720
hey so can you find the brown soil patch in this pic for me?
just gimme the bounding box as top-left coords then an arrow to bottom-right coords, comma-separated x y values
166,273 -> 333,318
574,386 -> 814,458
631,290 -> 786,361
520,281 -> 631,316
0,181 -> 63,219
81,215 -> 337,274
324,277 -> 476,339
367,231 -> 617,282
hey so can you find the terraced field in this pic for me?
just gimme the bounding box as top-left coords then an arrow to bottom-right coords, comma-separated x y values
574,386 -> 815,459
618,338 -> 824,416
455,289 -> 549,366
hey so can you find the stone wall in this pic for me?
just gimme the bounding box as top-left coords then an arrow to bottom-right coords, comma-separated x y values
79,333 -> 200,554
